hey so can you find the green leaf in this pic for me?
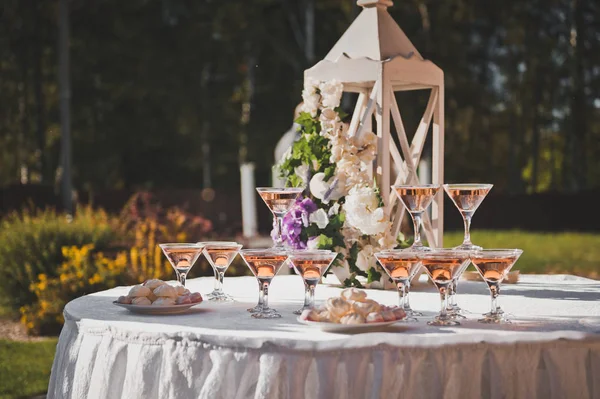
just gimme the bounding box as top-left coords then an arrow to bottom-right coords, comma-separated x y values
367,267 -> 382,283
316,234 -> 333,249
343,276 -> 363,288
323,166 -> 336,181
328,213 -> 344,230
335,107 -> 349,121
349,242 -> 359,262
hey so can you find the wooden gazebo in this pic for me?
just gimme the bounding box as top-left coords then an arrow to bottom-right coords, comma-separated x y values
304,0 -> 445,246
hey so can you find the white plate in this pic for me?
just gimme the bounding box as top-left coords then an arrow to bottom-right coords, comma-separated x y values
113,301 -> 202,315
297,317 -> 400,332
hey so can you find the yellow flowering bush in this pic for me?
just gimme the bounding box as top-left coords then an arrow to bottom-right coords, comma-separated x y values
0,206 -> 114,312
15,192 -> 215,335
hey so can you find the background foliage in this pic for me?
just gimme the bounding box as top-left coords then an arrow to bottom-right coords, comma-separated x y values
0,0 -> 599,195
0,193 -> 217,335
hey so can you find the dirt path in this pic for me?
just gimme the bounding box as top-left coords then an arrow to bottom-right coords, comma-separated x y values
0,319 -> 50,342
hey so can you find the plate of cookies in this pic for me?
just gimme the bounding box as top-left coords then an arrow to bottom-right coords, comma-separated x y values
297,288 -> 406,332
113,279 -> 203,314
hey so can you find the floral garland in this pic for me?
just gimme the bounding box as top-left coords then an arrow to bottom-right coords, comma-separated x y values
276,79 -> 397,288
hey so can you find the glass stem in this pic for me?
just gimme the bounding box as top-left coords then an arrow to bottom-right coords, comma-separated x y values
439,284 -> 449,319
261,280 -> 271,310
412,212 -> 423,246
255,279 -> 264,308
449,280 -> 457,308
307,283 -> 316,308
212,268 -> 219,291
180,272 -> 187,287
216,270 -> 225,293
273,215 -> 284,248
462,212 -> 473,245
404,280 -> 411,310
396,279 -> 407,308
303,282 -> 311,308
489,282 -> 500,314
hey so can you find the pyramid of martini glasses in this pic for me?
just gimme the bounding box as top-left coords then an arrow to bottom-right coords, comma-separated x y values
159,184 -> 522,325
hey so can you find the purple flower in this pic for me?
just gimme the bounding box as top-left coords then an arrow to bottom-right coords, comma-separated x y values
270,196 -> 317,253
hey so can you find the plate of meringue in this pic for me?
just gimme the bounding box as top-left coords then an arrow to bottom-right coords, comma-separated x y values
297,288 -> 406,332
113,279 -> 203,314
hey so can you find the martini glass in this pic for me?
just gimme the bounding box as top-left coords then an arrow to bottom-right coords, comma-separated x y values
443,184 -> 493,251
159,243 -> 205,287
256,187 -> 303,249
288,250 -> 337,315
392,184 -> 440,251
446,255 -> 473,319
375,250 -> 422,321
240,249 -> 288,319
201,241 -> 243,302
470,249 -> 523,323
419,250 -> 471,326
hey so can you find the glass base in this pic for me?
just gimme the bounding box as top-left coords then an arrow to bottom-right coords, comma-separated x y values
484,308 -> 504,317
401,316 -> 419,322
405,308 -> 424,317
293,306 -> 311,315
428,316 -> 461,326
407,244 -> 432,252
247,304 -> 262,313
449,312 -> 467,320
453,242 -> 482,251
251,308 -> 281,319
478,312 -> 510,324
448,306 -> 469,319
207,291 -> 234,302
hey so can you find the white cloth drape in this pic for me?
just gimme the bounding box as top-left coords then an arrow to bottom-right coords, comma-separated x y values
48,274 -> 600,399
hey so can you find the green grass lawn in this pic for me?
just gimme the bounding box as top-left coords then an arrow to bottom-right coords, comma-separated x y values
444,230 -> 600,278
0,339 -> 58,399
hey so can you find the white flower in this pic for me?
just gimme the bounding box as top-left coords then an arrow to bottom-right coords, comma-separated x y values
302,91 -> 320,117
307,236 -> 319,250
330,145 -> 344,163
353,131 -> 377,148
320,80 -> 343,109
309,173 -> 344,203
304,78 -> 319,94
344,186 -> 389,235
356,245 -> 376,272
377,231 -> 397,250
319,107 -> 340,134
334,245 -> 348,258
357,145 -> 376,164
309,208 -> 329,229
294,164 -> 310,186
328,202 -> 340,216
341,224 -> 360,245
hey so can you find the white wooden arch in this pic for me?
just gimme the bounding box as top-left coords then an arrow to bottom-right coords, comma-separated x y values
304,0 -> 444,247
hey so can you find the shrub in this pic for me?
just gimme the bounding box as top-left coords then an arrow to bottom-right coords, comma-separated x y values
0,207 -> 114,313
15,192 -> 215,335
20,244 -> 122,335
20,212 -> 212,335
0,192 -> 216,335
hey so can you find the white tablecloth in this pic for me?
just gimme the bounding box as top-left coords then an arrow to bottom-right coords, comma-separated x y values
48,274 -> 600,399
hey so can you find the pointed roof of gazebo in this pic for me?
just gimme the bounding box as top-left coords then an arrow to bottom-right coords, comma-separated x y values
324,0 -> 422,62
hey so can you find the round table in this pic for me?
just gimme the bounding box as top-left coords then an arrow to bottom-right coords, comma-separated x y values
48,274 -> 600,399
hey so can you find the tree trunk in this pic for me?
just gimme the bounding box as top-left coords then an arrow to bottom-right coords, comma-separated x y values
58,0 -> 73,214
33,0 -> 47,183
530,69 -> 543,192
304,0 -> 315,64
569,0 -> 587,191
